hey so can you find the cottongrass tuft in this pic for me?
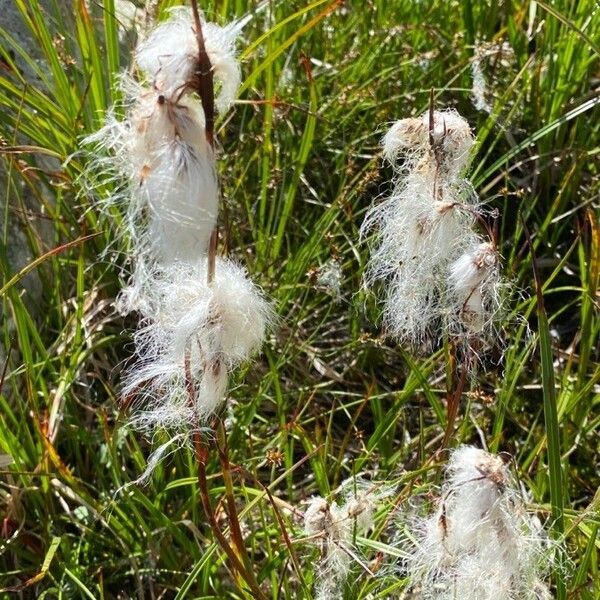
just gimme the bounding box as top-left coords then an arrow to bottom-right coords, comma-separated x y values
86,77 -> 218,264
303,478 -> 391,600
135,7 -> 242,112
122,257 -> 273,434
362,109 -> 507,354
402,446 -> 557,600
85,6 -> 272,437
471,41 -> 515,114
85,7 -> 243,265
382,109 -> 474,177
447,240 -> 504,340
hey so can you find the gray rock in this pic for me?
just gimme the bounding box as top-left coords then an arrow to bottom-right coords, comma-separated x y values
0,0 -> 62,356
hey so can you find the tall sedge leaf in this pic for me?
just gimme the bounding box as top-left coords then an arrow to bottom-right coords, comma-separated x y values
528,220 -> 566,600
102,0 -> 121,105
270,56 -> 318,262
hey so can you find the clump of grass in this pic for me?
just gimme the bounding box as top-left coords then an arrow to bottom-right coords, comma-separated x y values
0,0 -> 597,598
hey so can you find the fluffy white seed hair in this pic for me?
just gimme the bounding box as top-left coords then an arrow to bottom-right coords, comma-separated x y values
403,446 -> 555,600
362,110 -> 480,347
362,108 -> 512,355
382,109 -> 474,177
122,257 -> 272,433
86,80 -> 218,265
448,241 -> 503,338
471,41 -> 515,113
335,476 -> 393,534
362,172 -> 478,345
303,478 -> 389,600
135,7 -> 242,113
84,5 -> 272,457
304,497 -> 350,600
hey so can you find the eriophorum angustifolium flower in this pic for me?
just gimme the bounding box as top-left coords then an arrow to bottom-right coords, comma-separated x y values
361,109 -> 506,356
86,7 -> 240,266
400,446 -> 558,600
303,478 -> 391,600
122,258 -> 272,433
85,7 -> 271,435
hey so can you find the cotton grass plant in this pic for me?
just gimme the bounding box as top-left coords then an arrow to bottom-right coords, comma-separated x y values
362,106 -> 506,356
85,3 -> 271,597
87,3 -> 271,437
0,0 -> 594,596
399,446 -> 558,600
303,478 -> 392,600
360,104 -> 515,449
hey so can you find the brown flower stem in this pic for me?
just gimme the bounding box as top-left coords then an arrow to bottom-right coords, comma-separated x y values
189,0 -> 217,285
215,420 -> 258,581
190,0 -> 214,148
228,460 -> 311,596
184,345 -> 264,597
441,352 -> 468,448
186,4 -> 263,597
207,228 -> 217,284
193,431 -> 266,600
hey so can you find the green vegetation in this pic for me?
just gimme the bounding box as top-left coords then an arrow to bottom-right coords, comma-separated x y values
0,0 -> 598,597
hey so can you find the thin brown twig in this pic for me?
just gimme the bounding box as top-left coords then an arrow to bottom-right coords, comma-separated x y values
190,0 -> 215,148
193,436 -> 247,585
186,8 -> 265,596
216,420 -> 262,586
207,229 -> 217,283
228,461 -> 312,596
441,354 -> 468,448
190,0 -> 218,284
185,361 -> 265,595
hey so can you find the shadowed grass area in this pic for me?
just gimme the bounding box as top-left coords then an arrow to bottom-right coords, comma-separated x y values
0,0 -> 598,597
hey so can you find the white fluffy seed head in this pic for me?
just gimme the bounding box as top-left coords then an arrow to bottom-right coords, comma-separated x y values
134,92 -> 217,262
89,9 -> 243,266
361,165 -> 479,347
85,8 -> 270,453
448,241 -> 503,337
446,445 -> 510,488
382,117 -> 429,164
402,446 -> 557,600
303,496 -> 351,600
135,7 -> 241,112
336,476 -> 392,534
442,445 -> 512,551
471,41 -> 515,113
428,110 -> 474,175
121,257 -> 272,433
362,109 -> 510,355
85,81 -> 218,265
129,257 -> 272,368
382,109 -> 474,177
448,241 -> 497,291
303,479 -> 389,600
304,497 -> 330,535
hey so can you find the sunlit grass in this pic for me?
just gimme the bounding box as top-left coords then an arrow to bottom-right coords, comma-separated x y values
0,0 -> 598,597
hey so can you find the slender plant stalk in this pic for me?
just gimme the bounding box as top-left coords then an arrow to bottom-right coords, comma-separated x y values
216,420 -> 260,582
442,360 -> 468,448
231,460 -> 311,596
190,0 -> 215,148
193,434 -> 266,599
184,3 -> 264,597
190,0 -> 218,286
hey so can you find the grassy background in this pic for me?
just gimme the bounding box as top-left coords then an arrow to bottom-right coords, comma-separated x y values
0,0 -> 598,597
